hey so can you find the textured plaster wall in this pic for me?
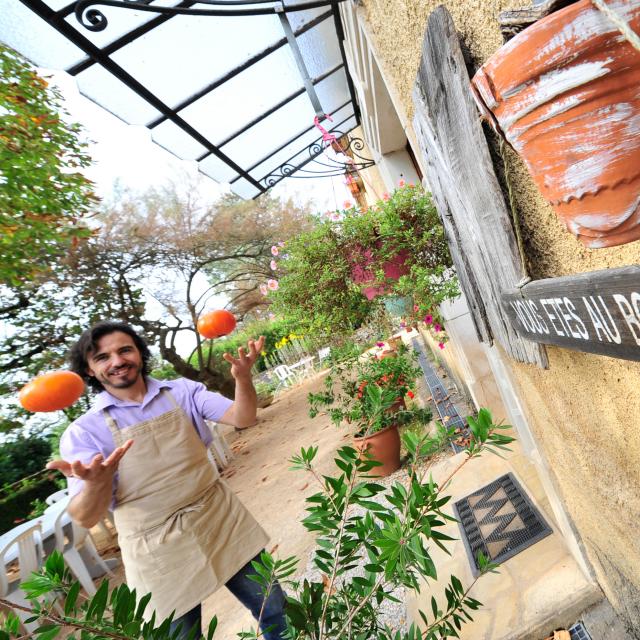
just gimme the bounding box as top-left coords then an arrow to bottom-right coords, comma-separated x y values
359,0 -> 640,633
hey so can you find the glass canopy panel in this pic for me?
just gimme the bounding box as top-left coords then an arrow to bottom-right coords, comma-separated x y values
0,2 -> 85,69
179,46 -> 302,146
221,92 -> 316,168
65,0 -> 183,50
199,154 -> 239,185
111,13 -> 284,109
296,19 -> 342,79
314,69 -> 351,116
282,5 -> 329,32
151,121 -> 208,160
76,65 -> 162,124
229,177 -> 260,199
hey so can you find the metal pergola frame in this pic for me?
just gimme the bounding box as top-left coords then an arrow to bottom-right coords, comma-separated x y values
18,0 -> 371,198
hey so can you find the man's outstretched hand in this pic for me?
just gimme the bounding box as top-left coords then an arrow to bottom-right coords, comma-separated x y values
223,336 -> 265,381
46,439 -> 134,486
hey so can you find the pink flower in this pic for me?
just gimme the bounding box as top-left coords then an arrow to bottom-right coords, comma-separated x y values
271,246 -> 279,256
382,192 -> 390,201
267,279 -> 279,291
278,241 -> 285,247
376,342 -> 385,348
270,259 -> 278,271
330,211 -> 342,221
398,179 -> 406,187
413,304 -> 419,312
408,182 -> 415,188
400,321 -> 406,328
424,314 -> 433,325
259,284 -> 268,296
434,323 -> 441,332
268,312 -> 275,319
438,342 -> 445,350
343,200 -> 353,209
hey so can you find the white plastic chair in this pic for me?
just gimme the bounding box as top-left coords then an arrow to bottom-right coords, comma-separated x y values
273,364 -> 295,389
0,523 -> 44,632
53,509 -> 114,596
95,511 -> 116,541
45,488 -> 69,506
206,421 -> 233,470
48,486 -> 115,541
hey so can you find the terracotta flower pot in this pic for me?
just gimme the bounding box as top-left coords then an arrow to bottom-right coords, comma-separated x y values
353,423 -> 401,477
471,0 -> 640,248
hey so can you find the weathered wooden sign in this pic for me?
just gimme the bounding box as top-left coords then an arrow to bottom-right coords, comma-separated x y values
501,266 -> 640,361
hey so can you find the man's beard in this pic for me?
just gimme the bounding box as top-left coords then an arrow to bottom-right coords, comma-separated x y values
101,363 -> 143,389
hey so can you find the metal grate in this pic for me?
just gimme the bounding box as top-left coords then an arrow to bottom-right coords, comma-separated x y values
411,338 -> 470,452
454,473 -> 552,575
569,622 -> 592,640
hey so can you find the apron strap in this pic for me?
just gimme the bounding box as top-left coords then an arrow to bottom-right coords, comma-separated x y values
103,408 -> 123,445
162,388 -> 181,409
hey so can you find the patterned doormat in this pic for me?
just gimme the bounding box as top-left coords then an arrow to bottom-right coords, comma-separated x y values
454,473 -> 552,575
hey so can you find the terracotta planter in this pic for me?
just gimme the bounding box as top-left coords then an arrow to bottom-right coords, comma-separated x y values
471,0 -> 640,248
353,423 -> 401,477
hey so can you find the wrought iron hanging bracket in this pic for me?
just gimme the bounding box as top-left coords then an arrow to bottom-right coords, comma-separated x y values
260,133 -> 375,187
74,0 -> 348,31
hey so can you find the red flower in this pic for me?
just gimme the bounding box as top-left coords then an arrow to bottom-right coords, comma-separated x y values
424,314 -> 433,325
438,342 -> 445,350
407,391 -> 415,399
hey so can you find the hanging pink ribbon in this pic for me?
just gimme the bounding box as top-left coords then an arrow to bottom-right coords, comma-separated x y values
313,114 -> 337,145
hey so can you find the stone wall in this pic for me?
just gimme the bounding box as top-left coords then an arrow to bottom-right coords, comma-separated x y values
356,0 -> 640,633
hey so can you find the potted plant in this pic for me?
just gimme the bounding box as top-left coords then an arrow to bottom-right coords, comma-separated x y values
308,345 -> 432,476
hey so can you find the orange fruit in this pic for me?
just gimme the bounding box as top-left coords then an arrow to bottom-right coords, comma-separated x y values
19,370 -> 85,412
197,309 -> 237,339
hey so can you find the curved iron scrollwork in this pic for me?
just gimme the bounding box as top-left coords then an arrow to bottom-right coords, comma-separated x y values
74,0 -> 347,31
260,133 -> 375,187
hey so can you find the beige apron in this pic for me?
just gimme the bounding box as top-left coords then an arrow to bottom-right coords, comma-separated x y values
105,391 -> 269,620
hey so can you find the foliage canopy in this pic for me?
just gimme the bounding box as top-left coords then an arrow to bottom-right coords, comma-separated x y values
0,45 -> 96,287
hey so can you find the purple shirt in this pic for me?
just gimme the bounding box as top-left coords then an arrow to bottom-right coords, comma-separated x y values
60,377 -> 233,501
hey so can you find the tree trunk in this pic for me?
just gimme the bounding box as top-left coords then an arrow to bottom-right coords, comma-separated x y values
159,341 -> 236,399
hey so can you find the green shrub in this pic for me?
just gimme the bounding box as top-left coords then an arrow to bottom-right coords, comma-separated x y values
0,436 -> 52,486
0,475 -> 59,534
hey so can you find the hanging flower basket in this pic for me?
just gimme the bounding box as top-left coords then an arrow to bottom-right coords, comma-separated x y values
471,0 -> 640,248
349,245 -> 410,300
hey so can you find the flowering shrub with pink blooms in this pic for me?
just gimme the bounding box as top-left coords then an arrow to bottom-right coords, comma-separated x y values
269,183 -> 458,339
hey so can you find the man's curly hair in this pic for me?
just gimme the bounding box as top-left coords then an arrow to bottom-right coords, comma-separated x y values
68,321 -> 152,393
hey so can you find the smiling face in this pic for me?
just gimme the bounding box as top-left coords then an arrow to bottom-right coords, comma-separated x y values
86,331 -> 145,393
